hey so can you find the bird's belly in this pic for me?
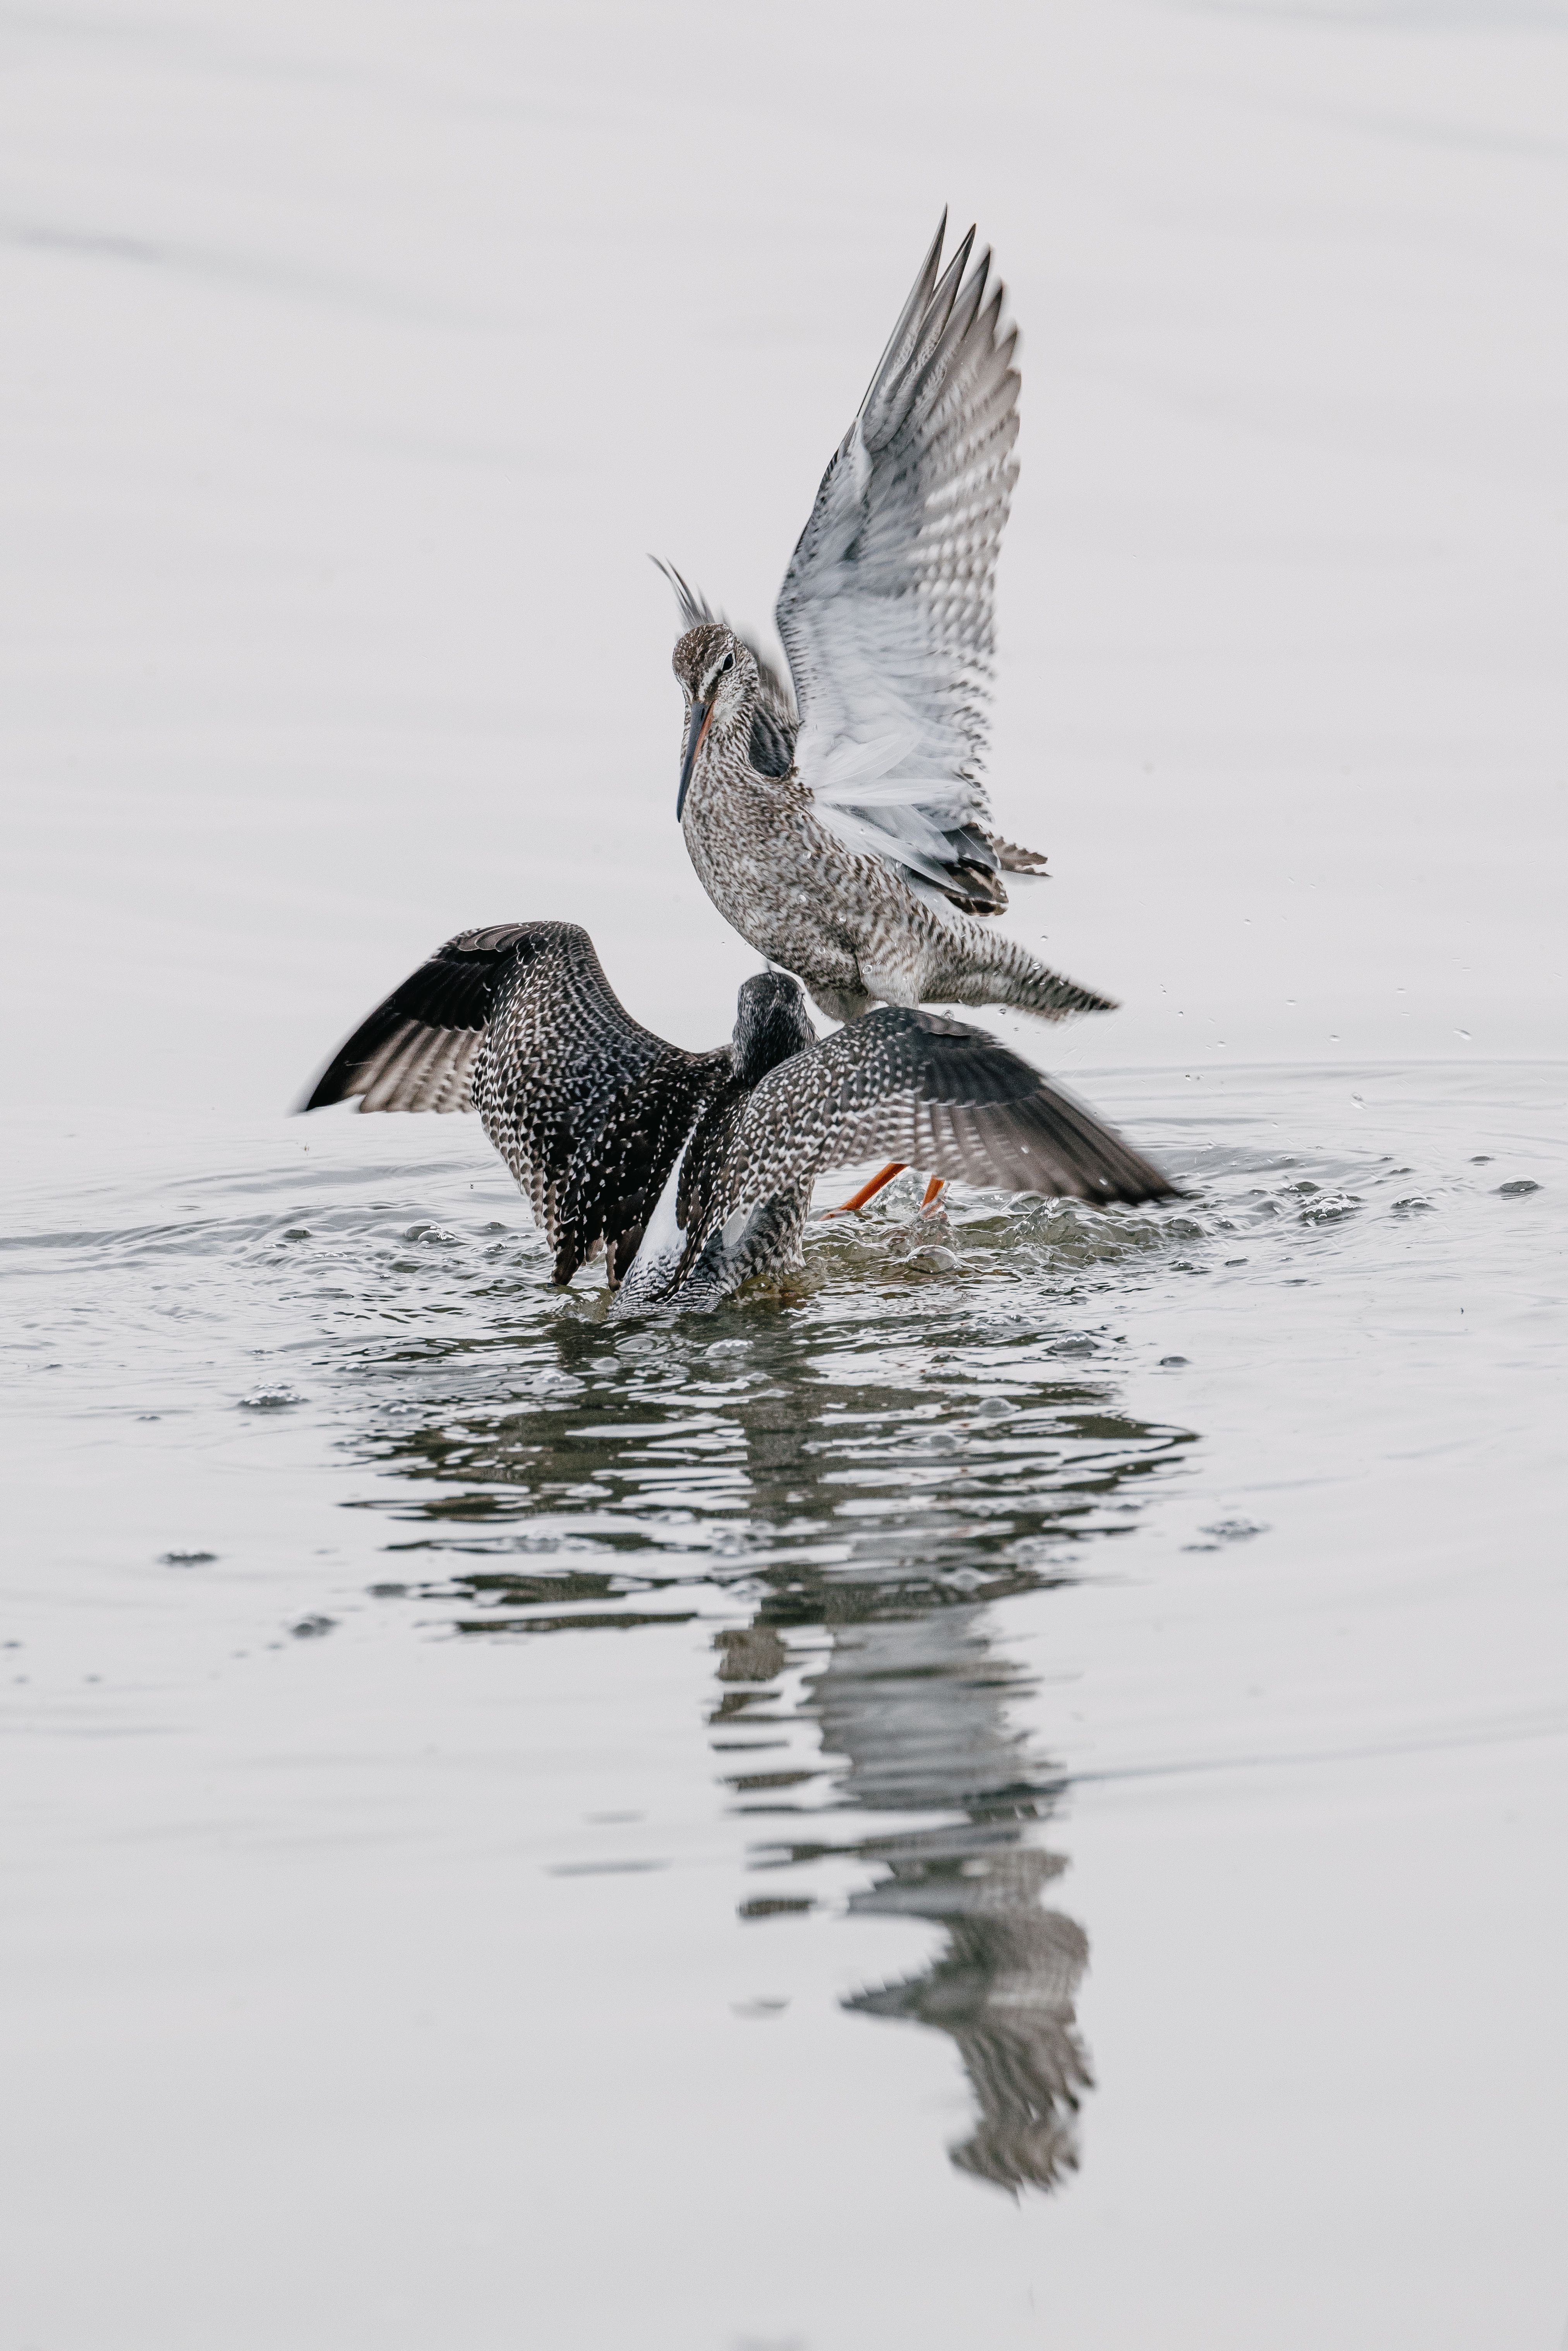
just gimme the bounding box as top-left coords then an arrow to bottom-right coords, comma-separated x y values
705,857 -> 860,987
619,1135 -> 691,1292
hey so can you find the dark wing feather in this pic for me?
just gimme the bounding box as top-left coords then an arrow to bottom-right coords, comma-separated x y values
297,923 -> 542,1114
745,666 -> 799,780
985,831 -> 1049,878
299,921 -> 732,1288
717,1009 -> 1175,1215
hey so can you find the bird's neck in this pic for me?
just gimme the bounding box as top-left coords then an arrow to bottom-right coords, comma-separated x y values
704,693 -> 753,766
683,709 -> 748,819
687,695 -> 801,817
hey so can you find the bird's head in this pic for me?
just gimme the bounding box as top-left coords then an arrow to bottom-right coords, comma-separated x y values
731,968 -> 816,1086
671,623 -> 758,821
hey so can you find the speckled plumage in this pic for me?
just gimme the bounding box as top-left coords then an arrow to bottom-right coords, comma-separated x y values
300,923 -> 734,1285
663,217 -> 1114,1028
677,637 -> 1110,1027
299,922 -> 1173,1318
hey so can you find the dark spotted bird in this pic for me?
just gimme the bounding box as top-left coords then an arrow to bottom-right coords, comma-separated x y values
298,922 -> 1173,1318
662,213 -> 1114,1031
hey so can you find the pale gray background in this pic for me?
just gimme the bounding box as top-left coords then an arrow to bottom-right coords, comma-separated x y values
5,0 -> 1563,1157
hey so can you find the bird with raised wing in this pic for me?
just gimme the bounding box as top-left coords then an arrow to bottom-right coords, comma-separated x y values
299,922 -> 1173,1319
664,213 -> 1112,1035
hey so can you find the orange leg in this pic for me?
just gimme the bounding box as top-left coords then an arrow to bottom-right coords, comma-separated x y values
818,1160 -> 907,1220
920,1176 -> 946,1214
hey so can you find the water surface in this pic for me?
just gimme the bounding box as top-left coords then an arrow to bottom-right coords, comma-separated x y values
5,1062 -> 1563,2348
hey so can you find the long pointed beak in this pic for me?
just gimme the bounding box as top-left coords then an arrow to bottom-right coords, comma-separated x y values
676,700 -> 711,822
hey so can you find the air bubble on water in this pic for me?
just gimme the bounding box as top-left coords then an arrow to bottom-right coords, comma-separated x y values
1298,1193 -> 1361,1225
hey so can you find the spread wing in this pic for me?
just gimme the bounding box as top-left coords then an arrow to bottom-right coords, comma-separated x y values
297,922 -> 535,1114
299,921 -> 731,1287
717,1009 -> 1175,1219
775,217 -> 1038,915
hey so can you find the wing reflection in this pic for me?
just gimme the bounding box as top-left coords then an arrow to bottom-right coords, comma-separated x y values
340,1302 -> 1194,1595
717,1593 -> 1091,2195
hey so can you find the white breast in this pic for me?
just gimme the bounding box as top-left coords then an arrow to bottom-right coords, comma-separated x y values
620,1134 -> 692,1293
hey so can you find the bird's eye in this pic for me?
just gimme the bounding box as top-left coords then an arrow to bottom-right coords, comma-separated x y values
720,652 -> 734,673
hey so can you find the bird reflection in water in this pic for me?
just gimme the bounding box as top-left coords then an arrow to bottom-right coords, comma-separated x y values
715,1599 -> 1089,2195
693,1366 -> 1160,2193
343,1295 -> 1194,2194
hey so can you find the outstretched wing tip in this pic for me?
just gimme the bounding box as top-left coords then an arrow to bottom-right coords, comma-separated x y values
290,926 -> 544,1122
741,1009 -> 1176,1212
294,1040 -> 376,1117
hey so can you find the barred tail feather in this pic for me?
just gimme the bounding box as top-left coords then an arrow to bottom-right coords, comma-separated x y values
931,921 -> 1117,1022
